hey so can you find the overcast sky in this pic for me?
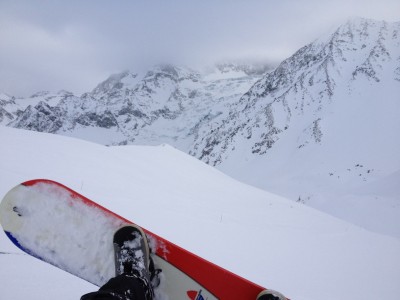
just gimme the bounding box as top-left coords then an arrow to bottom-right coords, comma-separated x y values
0,0 -> 399,97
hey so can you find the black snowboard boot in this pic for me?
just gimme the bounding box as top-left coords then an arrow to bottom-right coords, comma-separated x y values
113,224 -> 152,281
81,224 -> 155,300
257,289 -> 288,300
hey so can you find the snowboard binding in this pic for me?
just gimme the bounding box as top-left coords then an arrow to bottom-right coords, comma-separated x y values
113,225 -> 151,279
113,224 -> 161,287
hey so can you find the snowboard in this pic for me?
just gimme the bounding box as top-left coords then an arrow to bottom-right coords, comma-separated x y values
0,179 -> 279,300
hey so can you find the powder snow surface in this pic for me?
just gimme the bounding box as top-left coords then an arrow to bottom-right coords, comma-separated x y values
0,126 -> 399,300
3,183 -> 126,286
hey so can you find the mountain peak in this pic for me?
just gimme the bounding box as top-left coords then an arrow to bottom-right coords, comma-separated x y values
91,70 -> 135,94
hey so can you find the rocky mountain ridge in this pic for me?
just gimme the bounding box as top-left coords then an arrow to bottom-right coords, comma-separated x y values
2,63 -> 268,146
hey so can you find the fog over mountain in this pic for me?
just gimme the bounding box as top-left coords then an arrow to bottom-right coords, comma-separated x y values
1,0 -> 399,96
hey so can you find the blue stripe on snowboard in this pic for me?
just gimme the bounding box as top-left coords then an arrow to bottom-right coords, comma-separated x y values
5,231 -> 46,262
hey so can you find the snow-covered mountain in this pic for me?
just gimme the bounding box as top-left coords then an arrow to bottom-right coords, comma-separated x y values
192,18 -> 399,164
1,18 -> 399,238
0,90 -> 79,128
196,18 -> 400,237
3,63 -> 267,146
1,126 -> 400,300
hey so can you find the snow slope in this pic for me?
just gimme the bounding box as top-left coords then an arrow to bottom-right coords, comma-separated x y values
0,126 -> 399,300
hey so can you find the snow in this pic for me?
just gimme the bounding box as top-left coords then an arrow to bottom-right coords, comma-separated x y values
0,253 -> 92,299
61,125 -> 127,145
0,126 -> 400,300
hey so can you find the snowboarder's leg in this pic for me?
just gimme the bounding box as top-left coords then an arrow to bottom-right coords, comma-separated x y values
81,274 -> 151,300
81,225 -> 154,300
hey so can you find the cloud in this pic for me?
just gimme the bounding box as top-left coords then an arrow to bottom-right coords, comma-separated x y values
0,0 -> 399,96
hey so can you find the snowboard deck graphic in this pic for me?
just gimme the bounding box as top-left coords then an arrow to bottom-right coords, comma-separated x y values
0,179 -> 268,299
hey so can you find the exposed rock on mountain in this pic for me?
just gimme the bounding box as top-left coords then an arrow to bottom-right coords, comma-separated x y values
4,64 -> 267,145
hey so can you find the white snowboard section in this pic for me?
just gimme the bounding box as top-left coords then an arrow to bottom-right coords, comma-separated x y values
0,182 -> 218,300
0,183 -> 127,286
